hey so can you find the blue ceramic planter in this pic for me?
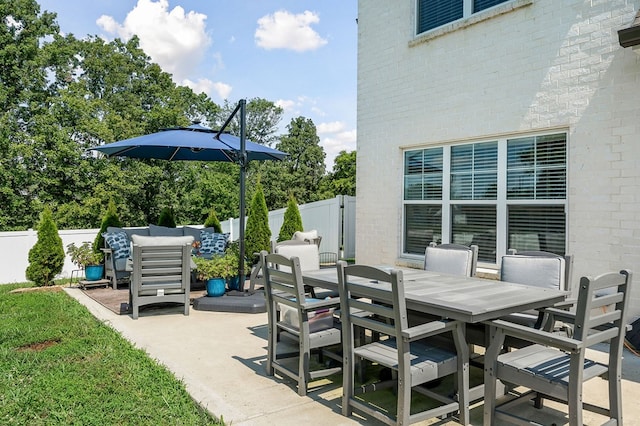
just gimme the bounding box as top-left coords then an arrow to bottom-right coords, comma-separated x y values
85,265 -> 104,281
206,278 -> 226,297
226,276 -> 241,291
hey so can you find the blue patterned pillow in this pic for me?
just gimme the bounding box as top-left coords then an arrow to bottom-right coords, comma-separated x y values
200,231 -> 228,255
103,231 -> 130,260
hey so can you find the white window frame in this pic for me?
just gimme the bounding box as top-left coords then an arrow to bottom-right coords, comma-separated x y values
401,131 -> 568,267
413,0 -> 533,42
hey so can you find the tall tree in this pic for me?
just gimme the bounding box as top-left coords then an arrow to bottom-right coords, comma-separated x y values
244,179 -> 271,264
322,150 -> 356,197
260,116 -> 326,208
277,194 -> 304,242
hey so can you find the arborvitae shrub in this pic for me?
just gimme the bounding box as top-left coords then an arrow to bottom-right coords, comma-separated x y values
245,180 -> 271,264
93,200 -> 122,253
25,206 -> 65,286
157,207 -> 176,227
204,207 -> 223,233
277,194 -> 303,242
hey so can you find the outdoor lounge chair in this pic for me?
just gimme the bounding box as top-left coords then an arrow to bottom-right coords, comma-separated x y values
261,250 -> 342,396
483,269 -> 632,425
129,235 -> 193,319
337,261 -> 467,425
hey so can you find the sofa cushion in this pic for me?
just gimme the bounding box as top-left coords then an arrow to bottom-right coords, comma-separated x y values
183,226 -> 216,244
148,223 -> 184,237
131,235 -> 194,247
200,231 -> 229,255
107,226 -> 149,240
103,231 -> 131,260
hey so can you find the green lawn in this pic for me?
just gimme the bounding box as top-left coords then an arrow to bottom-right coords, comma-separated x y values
0,283 -> 223,426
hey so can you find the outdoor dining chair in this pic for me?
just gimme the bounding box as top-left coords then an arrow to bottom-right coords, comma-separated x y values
424,242 -> 478,277
260,251 -> 342,396
337,261 -> 467,425
272,240 -> 337,299
500,250 -> 573,329
483,269 -> 632,425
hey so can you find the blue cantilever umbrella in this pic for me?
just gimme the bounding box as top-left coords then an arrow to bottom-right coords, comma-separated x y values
90,100 -> 287,290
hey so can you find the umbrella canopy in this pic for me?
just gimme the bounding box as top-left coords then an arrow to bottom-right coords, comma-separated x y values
93,123 -> 286,162
90,100 -> 286,292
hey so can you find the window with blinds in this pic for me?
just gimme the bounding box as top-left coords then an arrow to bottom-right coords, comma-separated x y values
417,0 -> 514,35
451,142 -> 497,200
403,132 -> 567,264
405,205 -> 443,255
404,148 -> 443,200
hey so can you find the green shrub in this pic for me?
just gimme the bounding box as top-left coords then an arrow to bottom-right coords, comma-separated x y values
93,200 -> 122,253
157,207 -> 176,227
277,193 -> 303,242
25,206 -> 65,286
204,207 -> 222,233
245,180 -> 271,263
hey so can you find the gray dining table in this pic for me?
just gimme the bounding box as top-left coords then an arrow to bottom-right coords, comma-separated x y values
302,266 -> 569,425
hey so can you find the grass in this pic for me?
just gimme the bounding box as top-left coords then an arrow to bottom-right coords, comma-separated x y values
0,282 -> 223,426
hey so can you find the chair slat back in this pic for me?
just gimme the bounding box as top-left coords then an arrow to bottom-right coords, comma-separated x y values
573,270 -> 632,346
337,262 -> 407,341
262,252 -> 307,309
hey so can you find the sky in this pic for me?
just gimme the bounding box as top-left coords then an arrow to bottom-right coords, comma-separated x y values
36,0 -> 358,170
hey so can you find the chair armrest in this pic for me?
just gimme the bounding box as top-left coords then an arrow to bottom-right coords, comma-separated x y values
402,319 -> 459,341
101,247 -> 113,254
486,319 -> 582,352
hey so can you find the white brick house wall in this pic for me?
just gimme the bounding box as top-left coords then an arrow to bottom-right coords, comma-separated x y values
356,0 -> 640,315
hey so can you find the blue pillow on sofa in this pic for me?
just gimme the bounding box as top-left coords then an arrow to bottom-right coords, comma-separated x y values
200,231 -> 228,255
103,231 -> 131,260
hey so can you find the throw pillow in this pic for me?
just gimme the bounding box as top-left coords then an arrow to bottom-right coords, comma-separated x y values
200,231 -> 229,255
103,231 -> 131,259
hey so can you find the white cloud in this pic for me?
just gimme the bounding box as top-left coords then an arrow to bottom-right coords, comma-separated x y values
97,0 -> 211,82
255,10 -> 327,52
182,78 -> 232,100
275,99 -> 296,112
319,127 -> 357,170
317,121 -> 345,134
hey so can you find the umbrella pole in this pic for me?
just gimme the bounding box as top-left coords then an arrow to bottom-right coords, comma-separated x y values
238,99 -> 247,292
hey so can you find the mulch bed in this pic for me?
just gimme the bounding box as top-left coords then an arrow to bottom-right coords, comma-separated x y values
80,282 -> 207,315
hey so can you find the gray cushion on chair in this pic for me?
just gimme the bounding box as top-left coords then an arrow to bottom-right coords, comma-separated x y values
500,255 -> 565,290
424,246 -> 474,276
131,235 -> 194,246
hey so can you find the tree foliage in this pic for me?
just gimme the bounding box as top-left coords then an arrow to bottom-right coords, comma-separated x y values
0,1 -> 356,234
93,199 -> 122,254
203,207 -> 222,233
25,206 -> 64,286
322,150 -> 356,197
244,180 -> 271,263
277,194 -> 303,242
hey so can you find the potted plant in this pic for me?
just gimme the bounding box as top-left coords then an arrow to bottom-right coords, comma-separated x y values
66,241 -> 105,281
193,253 -> 236,297
224,241 -> 252,291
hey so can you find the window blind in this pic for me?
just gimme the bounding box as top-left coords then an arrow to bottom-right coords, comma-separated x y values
508,206 -> 566,255
451,205 -> 496,262
404,148 -> 443,200
473,0 -> 510,13
405,205 -> 442,255
451,141 -> 497,200
417,0 -> 464,34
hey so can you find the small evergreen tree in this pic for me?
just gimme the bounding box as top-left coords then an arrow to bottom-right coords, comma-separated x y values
245,180 -> 271,263
204,207 -> 223,233
25,206 -> 65,286
277,193 -> 303,242
157,207 -> 176,227
93,200 -> 122,254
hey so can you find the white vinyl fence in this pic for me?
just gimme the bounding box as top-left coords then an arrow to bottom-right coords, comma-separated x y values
0,196 -> 355,284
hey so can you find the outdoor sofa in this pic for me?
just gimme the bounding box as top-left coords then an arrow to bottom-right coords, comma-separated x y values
102,224 -> 228,289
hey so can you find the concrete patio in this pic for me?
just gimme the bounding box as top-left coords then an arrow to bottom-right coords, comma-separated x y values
64,286 -> 640,425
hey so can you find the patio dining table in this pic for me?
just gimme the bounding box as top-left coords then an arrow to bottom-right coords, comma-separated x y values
302,266 -> 569,425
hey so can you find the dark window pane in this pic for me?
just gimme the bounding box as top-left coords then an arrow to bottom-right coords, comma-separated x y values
417,0 -> 464,34
473,0 -> 510,13
405,205 -> 442,254
451,205 -> 496,262
451,142 -> 497,200
508,206 -> 566,255
507,170 -> 534,199
404,148 -> 443,200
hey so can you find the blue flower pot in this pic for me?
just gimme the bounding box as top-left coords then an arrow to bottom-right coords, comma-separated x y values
206,278 -> 226,297
226,276 -> 241,291
85,265 -> 104,281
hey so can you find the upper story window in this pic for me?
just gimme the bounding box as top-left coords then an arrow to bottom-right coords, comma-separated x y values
417,0 -> 512,34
